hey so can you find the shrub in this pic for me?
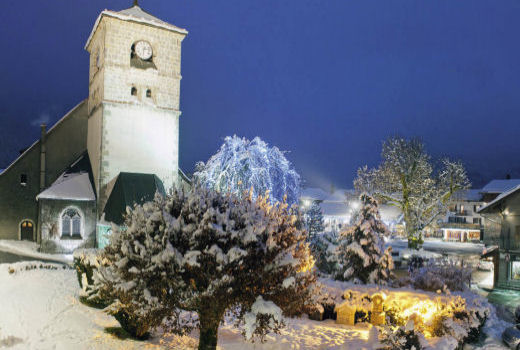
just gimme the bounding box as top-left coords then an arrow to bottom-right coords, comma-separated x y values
73,249 -> 111,308
380,320 -> 426,350
95,187 -> 316,350
429,296 -> 488,346
410,259 -> 472,292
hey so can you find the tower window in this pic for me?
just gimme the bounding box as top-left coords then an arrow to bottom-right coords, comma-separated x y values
20,174 -> 27,186
131,87 -> 137,96
146,89 -> 152,98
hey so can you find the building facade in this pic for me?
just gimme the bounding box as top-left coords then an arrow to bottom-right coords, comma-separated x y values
479,185 -> 520,290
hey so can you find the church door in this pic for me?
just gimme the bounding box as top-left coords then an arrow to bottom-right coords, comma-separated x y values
20,221 -> 33,241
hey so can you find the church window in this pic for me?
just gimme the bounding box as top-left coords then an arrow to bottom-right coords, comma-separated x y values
146,89 -> 152,98
131,87 -> 137,96
61,208 -> 82,238
20,174 -> 27,186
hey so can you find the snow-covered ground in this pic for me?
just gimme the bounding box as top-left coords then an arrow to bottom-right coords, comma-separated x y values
0,262 -> 510,350
0,240 -> 72,264
388,238 -> 485,256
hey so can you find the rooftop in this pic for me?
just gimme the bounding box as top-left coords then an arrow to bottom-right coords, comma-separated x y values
85,4 -> 188,50
481,179 -> 520,194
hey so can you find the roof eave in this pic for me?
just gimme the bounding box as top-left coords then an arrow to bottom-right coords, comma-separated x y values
85,10 -> 188,51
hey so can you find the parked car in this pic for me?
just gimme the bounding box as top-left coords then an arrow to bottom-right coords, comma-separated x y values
502,324 -> 520,349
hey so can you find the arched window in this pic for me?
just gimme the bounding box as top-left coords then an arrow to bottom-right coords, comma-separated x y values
61,209 -> 82,238
146,89 -> 152,98
131,87 -> 137,96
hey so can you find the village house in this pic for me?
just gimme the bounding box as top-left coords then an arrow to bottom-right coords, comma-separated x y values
0,3 -> 190,252
479,184 -> 520,290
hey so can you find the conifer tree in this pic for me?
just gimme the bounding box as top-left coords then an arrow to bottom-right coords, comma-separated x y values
305,201 -> 325,239
335,194 -> 394,284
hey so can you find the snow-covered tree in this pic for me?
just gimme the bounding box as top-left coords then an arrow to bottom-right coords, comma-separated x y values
304,202 -> 325,239
354,137 -> 470,249
96,186 -> 315,350
310,231 -> 339,275
335,194 -> 394,284
194,135 -> 301,205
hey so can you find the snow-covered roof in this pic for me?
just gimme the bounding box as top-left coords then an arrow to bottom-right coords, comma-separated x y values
451,189 -> 483,202
379,205 -> 403,223
85,5 -> 188,50
480,179 -> 520,194
37,173 -> 95,201
320,201 -> 350,217
300,187 -> 353,202
478,184 -> 520,214
300,187 -> 330,201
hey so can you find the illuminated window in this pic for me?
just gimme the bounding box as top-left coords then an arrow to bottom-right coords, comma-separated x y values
61,209 -> 81,238
512,261 -> 520,280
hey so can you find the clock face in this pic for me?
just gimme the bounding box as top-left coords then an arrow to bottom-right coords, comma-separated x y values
135,41 -> 153,61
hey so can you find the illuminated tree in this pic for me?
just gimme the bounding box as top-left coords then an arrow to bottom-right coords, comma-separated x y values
194,135 -> 301,205
354,137 -> 470,249
335,194 -> 393,285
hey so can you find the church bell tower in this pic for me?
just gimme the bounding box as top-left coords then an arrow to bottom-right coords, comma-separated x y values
85,3 -> 187,210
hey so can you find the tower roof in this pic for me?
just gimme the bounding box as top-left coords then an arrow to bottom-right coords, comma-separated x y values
85,4 -> 188,50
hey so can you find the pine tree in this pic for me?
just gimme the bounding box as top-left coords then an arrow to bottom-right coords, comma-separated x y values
310,231 -> 339,275
305,201 -> 325,239
335,194 -> 394,285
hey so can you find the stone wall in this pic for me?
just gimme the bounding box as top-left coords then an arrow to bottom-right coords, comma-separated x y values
0,101 -> 88,241
39,199 -> 96,253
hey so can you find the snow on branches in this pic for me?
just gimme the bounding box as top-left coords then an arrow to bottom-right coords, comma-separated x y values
95,185 -> 315,350
354,136 -> 470,249
194,135 -> 301,205
335,194 -> 394,285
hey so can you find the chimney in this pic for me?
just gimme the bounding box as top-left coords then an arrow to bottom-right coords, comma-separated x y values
40,124 -> 46,191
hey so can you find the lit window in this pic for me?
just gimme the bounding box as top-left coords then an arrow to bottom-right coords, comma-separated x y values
512,261 -> 520,280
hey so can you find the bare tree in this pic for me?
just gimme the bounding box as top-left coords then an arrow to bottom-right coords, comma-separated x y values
354,137 -> 470,249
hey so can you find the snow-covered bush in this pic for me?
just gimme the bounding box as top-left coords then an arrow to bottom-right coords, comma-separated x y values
429,296 -> 488,345
194,135 -> 301,205
380,320 -> 426,350
96,186 -> 315,349
73,248 -> 111,308
410,259 -> 472,292
310,231 -> 339,275
335,194 -> 393,284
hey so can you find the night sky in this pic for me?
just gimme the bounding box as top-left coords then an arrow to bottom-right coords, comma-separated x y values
1,0 -> 520,189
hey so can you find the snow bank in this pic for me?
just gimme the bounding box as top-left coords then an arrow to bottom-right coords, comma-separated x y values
0,240 -> 72,264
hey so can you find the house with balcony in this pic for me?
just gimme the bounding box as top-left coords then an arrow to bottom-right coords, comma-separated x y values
440,189 -> 485,242
478,184 -> 520,290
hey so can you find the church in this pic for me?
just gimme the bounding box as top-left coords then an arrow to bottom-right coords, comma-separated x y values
0,2 -> 191,253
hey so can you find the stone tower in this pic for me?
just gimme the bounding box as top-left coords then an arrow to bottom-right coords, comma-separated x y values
85,4 -> 187,211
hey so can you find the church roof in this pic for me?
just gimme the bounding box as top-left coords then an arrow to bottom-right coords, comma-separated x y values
37,153 -> 96,201
103,172 -> 166,225
85,4 -> 188,50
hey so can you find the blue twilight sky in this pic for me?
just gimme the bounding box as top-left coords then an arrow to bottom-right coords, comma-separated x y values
1,0 -> 520,189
